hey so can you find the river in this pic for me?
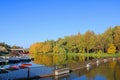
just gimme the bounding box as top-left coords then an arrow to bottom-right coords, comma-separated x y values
0,59 -> 120,80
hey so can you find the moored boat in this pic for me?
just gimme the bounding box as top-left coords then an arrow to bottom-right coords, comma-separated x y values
8,56 -> 20,63
20,56 -> 31,62
9,66 -> 19,70
19,63 -> 32,68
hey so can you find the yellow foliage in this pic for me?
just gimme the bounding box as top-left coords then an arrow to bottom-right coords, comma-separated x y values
53,46 -> 59,53
107,43 -> 116,54
29,42 -> 43,57
43,42 -> 53,53
29,42 -> 53,55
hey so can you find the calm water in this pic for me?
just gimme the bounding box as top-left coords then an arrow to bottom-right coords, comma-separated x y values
0,60 -> 120,80
38,60 -> 120,80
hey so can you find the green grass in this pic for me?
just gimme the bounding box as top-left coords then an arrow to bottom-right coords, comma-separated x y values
66,53 -> 120,60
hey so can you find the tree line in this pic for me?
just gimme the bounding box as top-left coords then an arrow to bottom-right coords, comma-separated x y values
29,26 -> 120,55
0,42 -> 23,55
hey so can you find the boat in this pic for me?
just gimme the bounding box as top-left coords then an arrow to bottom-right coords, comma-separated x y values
20,56 -> 31,62
19,63 -> 32,68
9,66 -> 19,70
0,67 -> 9,73
8,56 -> 20,63
0,67 -> 6,70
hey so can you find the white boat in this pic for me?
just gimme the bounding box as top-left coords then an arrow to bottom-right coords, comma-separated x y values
8,56 -> 20,63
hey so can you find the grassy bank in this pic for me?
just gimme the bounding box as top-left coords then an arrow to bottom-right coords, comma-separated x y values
67,53 -> 120,59
67,53 -> 120,58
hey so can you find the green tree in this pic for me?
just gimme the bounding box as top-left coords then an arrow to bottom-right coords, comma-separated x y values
0,42 -> 11,55
55,38 -> 67,53
0,42 -> 11,50
11,45 -> 23,49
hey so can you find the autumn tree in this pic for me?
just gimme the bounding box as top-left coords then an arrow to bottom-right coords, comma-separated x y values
53,46 -> 59,53
29,26 -> 120,54
29,42 -> 43,57
95,34 -> 105,52
53,38 -> 67,53
107,43 -> 116,54
113,26 -> 120,53
103,27 -> 114,52
83,30 -> 95,53
43,41 -> 53,53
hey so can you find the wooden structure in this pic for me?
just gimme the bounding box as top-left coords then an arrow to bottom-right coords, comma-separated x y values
54,64 -> 70,76
10,49 -> 29,56
54,68 -> 70,75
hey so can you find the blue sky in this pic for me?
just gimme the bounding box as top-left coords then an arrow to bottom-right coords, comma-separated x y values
0,0 -> 120,48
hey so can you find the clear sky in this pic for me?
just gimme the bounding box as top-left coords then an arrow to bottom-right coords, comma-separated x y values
0,0 -> 120,48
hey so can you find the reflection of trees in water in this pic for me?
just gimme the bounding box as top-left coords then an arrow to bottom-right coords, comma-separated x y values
34,54 -> 53,66
33,53 -> 102,69
34,54 -> 120,80
84,61 -> 120,80
115,61 -> 120,80
34,54 -> 66,66
33,53 -> 111,68
33,54 -> 87,68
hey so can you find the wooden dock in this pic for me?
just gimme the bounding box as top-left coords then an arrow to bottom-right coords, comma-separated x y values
54,68 -> 70,75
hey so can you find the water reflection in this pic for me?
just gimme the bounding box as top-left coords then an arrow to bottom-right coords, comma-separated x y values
33,54 -> 120,80
38,61 -> 120,80
33,54 -> 88,68
69,61 -> 120,80
33,54 -> 67,66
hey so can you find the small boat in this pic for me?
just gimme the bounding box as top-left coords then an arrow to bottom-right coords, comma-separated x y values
9,66 -> 19,70
21,63 -> 32,66
8,57 -> 20,63
20,56 -> 31,62
0,67 -> 9,73
19,63 -> 32,68
0,67 -> 6,70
